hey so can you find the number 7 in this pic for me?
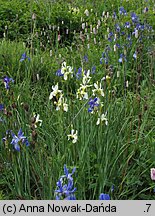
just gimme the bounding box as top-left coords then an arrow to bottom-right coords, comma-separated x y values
146,204 -> 151,212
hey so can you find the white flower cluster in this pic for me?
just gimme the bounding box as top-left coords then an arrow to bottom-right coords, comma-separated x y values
61,61 -> 74,81
96,112 -> 108,126
67,128 -> 78,143
49,83 -> 68,112
92,81 -> 104,97
33,113 -> 42,128
76,70 -> 92,100
76,72 -> 108,126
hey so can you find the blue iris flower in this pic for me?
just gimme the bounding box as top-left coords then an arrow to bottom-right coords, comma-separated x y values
3,76 -> 14,90
112,11 -> 117,19
115,24 -> 121,32
136,23 -> 144,31
91,66 -> 96,74
56,69 -> 64,77
124,22 -> 131,28
20,53 -> 30,62
65,195 -> 76,200
11,128 -> 29,151
108,32 -> 114,42
99,193 -> 110,200
83,55 -> 88,63
0,104 -> 4,111
63,164 -> 76,182
119,54 -> 126,63
119,7 -> 127,15
55,164 -> 76,200
125,34 -> 132,47
121,31 -> 125,36
100,52 -> 109,65
88,98 -> 99,113
76,67 -> 82,79
131,12 -> 139,23
116,43 -> 121,48
127,34 -> 132,41
145,24 -> 152,31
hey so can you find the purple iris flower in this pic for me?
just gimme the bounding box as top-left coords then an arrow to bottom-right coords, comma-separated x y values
127,34 -> 132,41
83,55 -> 88,63
115,24 -> 121,32
20,53 -> 30,62
116,44 -> 121,48
119,7 -> 127,15
76,67 -> 82,79
125,34 -> 132,47
91,66 -> 96,74
100,57 -> 108,64
100,52 -> 109,64
108,32 -> 114,37
119,54 -> 126,63
108,38 -> 112,42
131,12 -> 139,23
99,193 -> 110,200
11,128 -> 29,151
119,54 -> 123,63
100,58 -> 103,64
136,23 -> 144,31
55,164 -> 76,200
65,195 -> 76,200
105,45 -> 111,52
112,12 -> 117,19
3,76 -> 14,90
145,24 -> 152,31
56,69 -> 64,77
0,104 -> 4,111
64,164 -> 76,182
108,32 -> 114,42
88,98 -> 99,113
124,22 -> 131,28
121,31 -> 125,36
104,58 -> 109,64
